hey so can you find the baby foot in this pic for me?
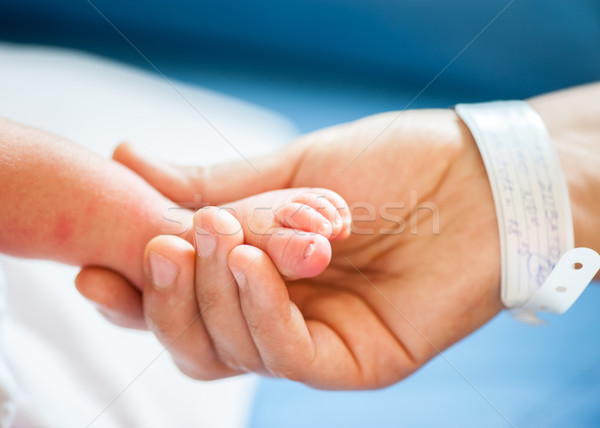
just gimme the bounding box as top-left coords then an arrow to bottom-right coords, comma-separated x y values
195,188 -> 351,279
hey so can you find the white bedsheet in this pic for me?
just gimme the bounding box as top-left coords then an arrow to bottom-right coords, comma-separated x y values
0,42 -> 298,427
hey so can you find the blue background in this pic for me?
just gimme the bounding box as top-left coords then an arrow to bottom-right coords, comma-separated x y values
2,0 -> 599,133
1,1 -> 599,426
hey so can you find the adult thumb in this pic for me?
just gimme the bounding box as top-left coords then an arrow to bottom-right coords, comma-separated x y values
112,142 -> 302,206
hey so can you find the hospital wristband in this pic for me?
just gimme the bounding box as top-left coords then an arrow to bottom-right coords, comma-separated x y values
455,101 -> 600,324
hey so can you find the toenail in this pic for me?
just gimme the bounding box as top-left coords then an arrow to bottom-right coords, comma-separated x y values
319,221 -> 333,236
303,241 -> 316,259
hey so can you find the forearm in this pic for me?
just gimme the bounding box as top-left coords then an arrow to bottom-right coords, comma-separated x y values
528,83 -> 600,255
0,118 -> 189,288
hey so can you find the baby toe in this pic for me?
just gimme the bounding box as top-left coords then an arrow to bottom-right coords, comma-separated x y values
265,229 -> 331,279
276,202 -> 333,237
292,189 -> 352,240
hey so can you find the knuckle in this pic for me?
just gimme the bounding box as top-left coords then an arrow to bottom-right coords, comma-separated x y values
197,284 -> 230,309
244,316 -> 265,335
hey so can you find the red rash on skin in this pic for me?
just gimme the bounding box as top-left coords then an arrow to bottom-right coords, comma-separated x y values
54,212 -> 74,245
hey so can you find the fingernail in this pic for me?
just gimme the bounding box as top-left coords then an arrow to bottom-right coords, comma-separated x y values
149,251 -> 179,290
195,226 -> 217,258
319,221 -> 333,236
303,241 -> 316,259
230,267 -> 247,290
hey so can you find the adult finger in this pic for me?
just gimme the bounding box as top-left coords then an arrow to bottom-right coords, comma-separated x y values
194,207 -> 266,373
75,267 -> 146,330
229,245 -> 362,388
112,142 -> 303,206
144,234 -> 240,380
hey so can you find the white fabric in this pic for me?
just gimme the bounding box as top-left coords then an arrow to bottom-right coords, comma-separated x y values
0,267 -> 17,426
0,42 -> 298,427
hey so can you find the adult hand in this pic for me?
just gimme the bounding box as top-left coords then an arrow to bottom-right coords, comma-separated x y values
78,108 -> 504,388
78,83 -> 600,388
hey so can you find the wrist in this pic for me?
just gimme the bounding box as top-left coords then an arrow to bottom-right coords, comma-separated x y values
528,84 -> 600,253
553,141 -> 600,252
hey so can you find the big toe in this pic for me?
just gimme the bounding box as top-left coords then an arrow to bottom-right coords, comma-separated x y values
264,229 -> 331,280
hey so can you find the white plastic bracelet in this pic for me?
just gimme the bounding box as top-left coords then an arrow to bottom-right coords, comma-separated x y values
455,101 -> 600,324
